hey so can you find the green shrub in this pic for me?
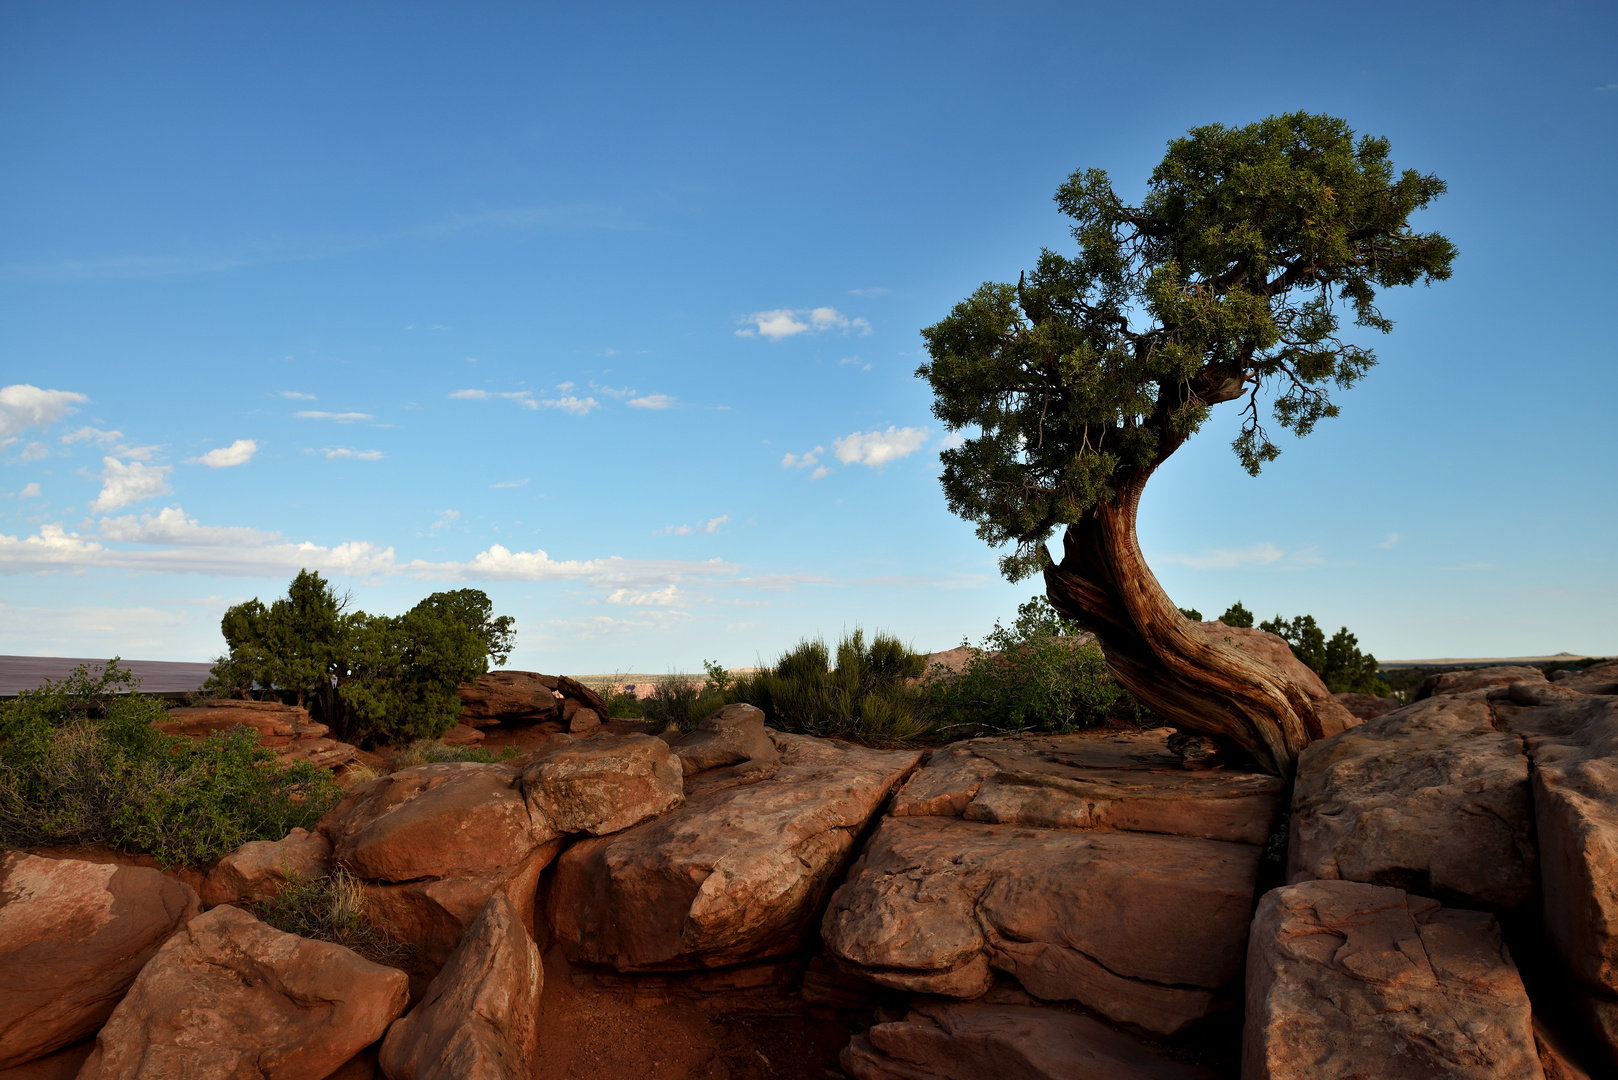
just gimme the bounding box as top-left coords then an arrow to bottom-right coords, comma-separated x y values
252,868 -> 411,967
0,661 -> 340,866
726,629 -> 930,743
922,596 -> 1144,735
593,682 -> 645,719
387,739 -> 519,770
639,675 -> 714,732
1257,612 -> 1383,695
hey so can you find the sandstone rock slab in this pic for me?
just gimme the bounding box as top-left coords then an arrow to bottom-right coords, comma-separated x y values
1332,692 -> 1397,721
670,703 -> 778,777
201,827 -> 333,908
548,732 -> 920,971
319,763 -> 536,882
891,731 -> 1283,845
1287,694 -> 1538,909
521,733 -> 682,842
1415,664 -> 1547,700
456,672 -> 561,725
379,895 -> 540,1080
78,904 -> 408,1080
823,815 -> 1260,1036
0,854 -> 199,1069
1242,879 -> 1542,1079
842,1000 -> 1216,1080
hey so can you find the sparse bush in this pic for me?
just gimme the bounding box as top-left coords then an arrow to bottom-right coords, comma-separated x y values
387,739 -> 519,770
0,661 -> 340,866
922,596 -> 1145,735
592,681 -> 645,719
639,675 -> 712,732
726,629 -> 930,743
252,868 -> 411,967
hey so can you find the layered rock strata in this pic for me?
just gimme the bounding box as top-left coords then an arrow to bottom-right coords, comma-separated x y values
159,698 -> 361,771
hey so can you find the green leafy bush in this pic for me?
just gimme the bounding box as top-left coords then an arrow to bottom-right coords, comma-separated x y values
0,661 -> 340,866
640,676 -> 708,732
1257,612 -> 1383,695
723,630 -> 930,743
922,596 -> 1145,735
252,868 -> 411,967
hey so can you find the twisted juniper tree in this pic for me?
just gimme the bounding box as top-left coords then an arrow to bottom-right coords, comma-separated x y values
919,113 -> 1454,773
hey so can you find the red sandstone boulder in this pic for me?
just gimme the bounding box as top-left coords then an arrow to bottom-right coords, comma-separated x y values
319,763 -> 537,882
0,854 -> 200,1069
521,733 -> 683,841
1332,692 -> 1397,721
201,828 -> 333,908
78,904 -> 409,1080
670,703 -> 779,777
1414,664 -> 1547,700
455,672 -> 562,725
548,732 -> 920,971
378,895 -> 540,1080
843,998 -> 1216,1080
1242,880 -> 1541,1079
891,731 -> 1283,845
823,815 -> 1258,1036
1287,695 -> 1538,910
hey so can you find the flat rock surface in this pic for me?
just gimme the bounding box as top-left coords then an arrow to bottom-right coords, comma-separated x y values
1287,694 -> 1538,910
822,815 -> 1260,1036
1242,879 -> 1542,1080
548,732 -> 920,971
522,732 -> 683,842
671,704 -> 779,777
78,904 -> 408,1080
0,854 -> 199,1070
380,894 -> 540,1080
843,999 -> 1216,1080
320,763 -> 536,882
892,730 -> 1283,845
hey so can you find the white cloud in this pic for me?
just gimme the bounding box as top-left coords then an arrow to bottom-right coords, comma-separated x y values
606,585 -> 682,606
1377,532 -> 1401,549
840,355 -> 872,371
492,478 -> 529,489
735,307 -> 872,340
590,382 -> 635,400
937,431 -> 967,451
450,389 -> 538,409
281,391 -> 316,400
323,448 -> 384,461
833,426 -> 928,467
188,439 -> 258,468
431,509 -> 460,532
18,442 -> 47,462
89,457 -> 172,513
654,514 -> 728,537
0,384 -> 87,440
1156,543 -> 1324,571
810,466 -> 831,480
450,389 -> 491,400
98,506 -> 270,546
628,393 -> 674,410
19,482 -> 40,498
781,446 -> 824,469
297,411 -> 374,422
848,287 -> 889,296
543,396 -> 599,415
61,426 -> 123,446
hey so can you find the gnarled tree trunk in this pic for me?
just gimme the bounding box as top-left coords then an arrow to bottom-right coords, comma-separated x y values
1042,472 -> 1332,776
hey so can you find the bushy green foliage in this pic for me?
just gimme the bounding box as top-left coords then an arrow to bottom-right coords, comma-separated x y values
1218,602 -> 1255,628
639,675 -> 707,731
210,570 -> 516,745
722,630 -> 930,743
1178,606 -> 1203,621
923,596 -> 1145,734
594,683 -> 645,719
1257,612 -> 1382,695
252,868 -> 410,966
0,661 -> 340,866
918,113 -> 1454,580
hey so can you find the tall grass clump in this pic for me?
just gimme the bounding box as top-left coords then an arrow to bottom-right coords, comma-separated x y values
726,629 -> 930,743
252,867 -> 412,967
921,596 -> 1149,736
0,661 -> 341,866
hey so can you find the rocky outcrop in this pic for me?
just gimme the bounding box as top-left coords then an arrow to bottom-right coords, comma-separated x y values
548,732 -> 920,971
890,730 -> 1284,845
78,904 -> 408,1080
1287,694 -> 1538,910
522,733 -> 683,841
0,854 -> 200,1070
378,895 -> 540,1080
668,703 -> 779,778
1242,879 -> 1541,1079
455,671 -> 607,728
201,827 -> 333,908
842,998 -> 1216,1080
1332,692 -> 1397,721
1414,664 -> 1547,700
823,815 -> 1258,1036
160,699 -> 361,771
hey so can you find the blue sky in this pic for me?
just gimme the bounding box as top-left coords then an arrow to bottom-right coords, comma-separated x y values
2,1 -> 1615,670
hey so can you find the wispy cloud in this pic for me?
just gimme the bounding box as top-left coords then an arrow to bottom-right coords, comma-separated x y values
281,391 -> 316,401
654,515 -> 728,537
833,426 -> 928,467
628,393 -> 674,410
782,447 -> 823,469
1376,532 -> 1400,549
187,439 -> 258,468
542,396 -> 599,415
735,306 -> 872,340
589,382 -> 635,400
19,483 -> 41,499
88,458 -> 172,513
1157,542 -> 1324,570
322,447 -> 384,461
492,478 -> 529,489
449,389 -> 538,410
848,287 -> 889,296
61,426 -> 123,446
17,442 -> 47,463
1,385 -> 86,440
606,585 -> 682,606
297,411 -> 374,423
840,355 -> 872,371
430,509 -> 460,533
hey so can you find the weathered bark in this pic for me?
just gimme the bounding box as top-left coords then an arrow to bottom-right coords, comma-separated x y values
1043,473 -> 1328,776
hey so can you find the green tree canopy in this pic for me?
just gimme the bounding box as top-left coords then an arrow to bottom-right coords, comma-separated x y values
211,571 -> 515,744
1259,612 -> 1382,695
919,112 -> 1455,581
